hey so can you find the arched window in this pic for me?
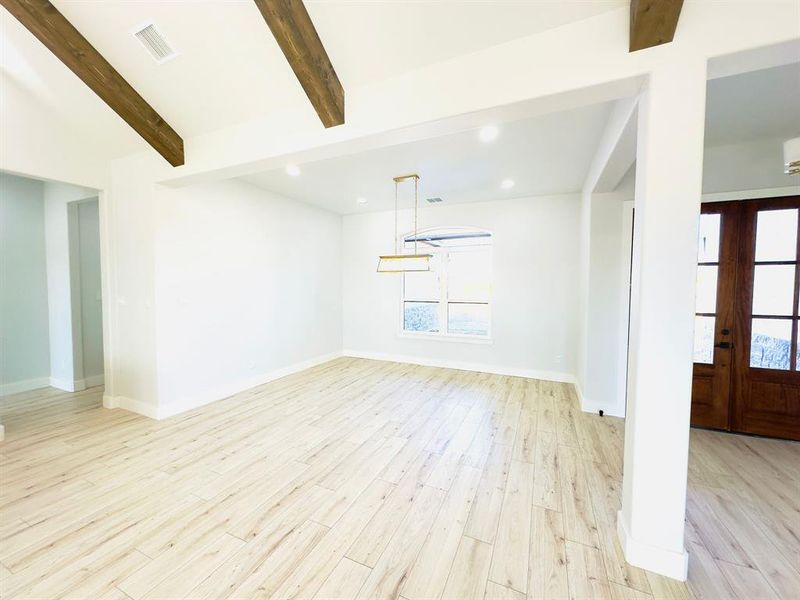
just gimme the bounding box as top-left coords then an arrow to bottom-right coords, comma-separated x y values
401,227 -> 492,338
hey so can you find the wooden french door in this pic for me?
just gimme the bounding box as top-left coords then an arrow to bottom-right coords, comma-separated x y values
691,202 -> 740,430
691,196 -> 800,441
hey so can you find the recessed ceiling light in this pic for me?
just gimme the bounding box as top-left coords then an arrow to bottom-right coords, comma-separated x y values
356,197 -> 368,205
479,125 -> 499,143
286,164 -> 301,177
501,178 -> 515,190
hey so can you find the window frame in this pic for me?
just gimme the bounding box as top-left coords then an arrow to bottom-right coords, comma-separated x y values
399,228 -> 493,343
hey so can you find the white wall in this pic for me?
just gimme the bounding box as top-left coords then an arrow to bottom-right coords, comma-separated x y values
342,195 -> 580,380
0,80 -> 106,190
44,181 -> 98,391
152,179 -> 342,417
0,173 -> 49,393
580,187 -> 631,416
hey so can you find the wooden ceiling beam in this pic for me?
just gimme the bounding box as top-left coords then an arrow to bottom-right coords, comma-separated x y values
1,0 -> 184,166
253,0 -> 344,128
629,0 -> 684,53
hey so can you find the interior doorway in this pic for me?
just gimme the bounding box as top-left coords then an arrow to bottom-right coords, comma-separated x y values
72,198 -> 105,389
1,172 -> 105,440
691,196 -> 800,440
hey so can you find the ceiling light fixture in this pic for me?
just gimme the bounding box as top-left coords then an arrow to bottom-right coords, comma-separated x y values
501,178 -> 515,190
356,197 -> 368,205
286,164 -> 301,177
784,137 -> 800,175
479,125 -> 499,143
377,174 -> 432,273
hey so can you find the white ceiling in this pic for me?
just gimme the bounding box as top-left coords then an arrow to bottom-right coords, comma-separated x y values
241,60 -> 800,215
241,102 -> 614,214
0,0 -> 624,159
705,62 -> 800,146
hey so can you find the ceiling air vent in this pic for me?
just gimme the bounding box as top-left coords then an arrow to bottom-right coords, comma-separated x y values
133,23 -> 176,64
426,197 -> 443,204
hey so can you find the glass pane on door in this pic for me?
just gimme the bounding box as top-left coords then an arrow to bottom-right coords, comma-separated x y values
696,266 -> 719,314
752,265 -> 795,316
698,214 -> 721,262
755,209 -> 798,262
694,316 -> 715,364
750,318 -> 791,370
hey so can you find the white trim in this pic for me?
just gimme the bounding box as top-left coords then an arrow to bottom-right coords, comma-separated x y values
103,395 -> 159,419
573,381 -> 626,418
158,351 -> 342,419
103,352 -> 342,420
397,332 -> 493,345
617,510 -> 689,582
0,377 -> 50,396
617,199 -> 635,419
49,377 -> 86,392
98,189 -> 116,402
701,186 -> 799,203
581,398 -> 625,418
0,423 -> 5,442
342,349 -> 575,384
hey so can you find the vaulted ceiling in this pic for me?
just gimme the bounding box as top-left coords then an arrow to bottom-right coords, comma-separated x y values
2,1 -> 629,161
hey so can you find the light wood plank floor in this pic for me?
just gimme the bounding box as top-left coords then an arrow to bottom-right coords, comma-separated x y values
0,358 -> 798,599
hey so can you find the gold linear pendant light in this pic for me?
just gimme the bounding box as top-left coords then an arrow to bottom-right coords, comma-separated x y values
377,173 -> 433,273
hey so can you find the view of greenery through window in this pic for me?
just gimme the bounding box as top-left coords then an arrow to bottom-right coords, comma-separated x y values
402,229 -> 491,338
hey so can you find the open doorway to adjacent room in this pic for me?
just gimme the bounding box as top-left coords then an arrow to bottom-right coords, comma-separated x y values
0,171 -> 105,438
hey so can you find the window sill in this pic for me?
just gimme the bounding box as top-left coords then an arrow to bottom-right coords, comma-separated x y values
398,331 -> 494,345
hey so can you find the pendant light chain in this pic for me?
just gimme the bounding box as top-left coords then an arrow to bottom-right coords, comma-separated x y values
376,173 -> 431,273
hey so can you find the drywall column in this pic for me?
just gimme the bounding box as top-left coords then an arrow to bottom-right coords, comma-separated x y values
618,58 -> 706,581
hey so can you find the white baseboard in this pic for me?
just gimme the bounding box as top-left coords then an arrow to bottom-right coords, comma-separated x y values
50,377 -> 86,393
1,375 -> 104,396
617,510 -> 688,581
342,349 -> 576,384
103,394 -> 159,419
0,376 -> 50,396
84,374 -> 105,389
103,351 -> 342,420
572,381 -> 626,418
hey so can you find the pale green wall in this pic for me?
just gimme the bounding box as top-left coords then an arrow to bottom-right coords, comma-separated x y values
0,173 -> 50,390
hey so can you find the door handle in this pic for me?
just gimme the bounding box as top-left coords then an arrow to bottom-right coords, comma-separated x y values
714,341 -> 731,349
